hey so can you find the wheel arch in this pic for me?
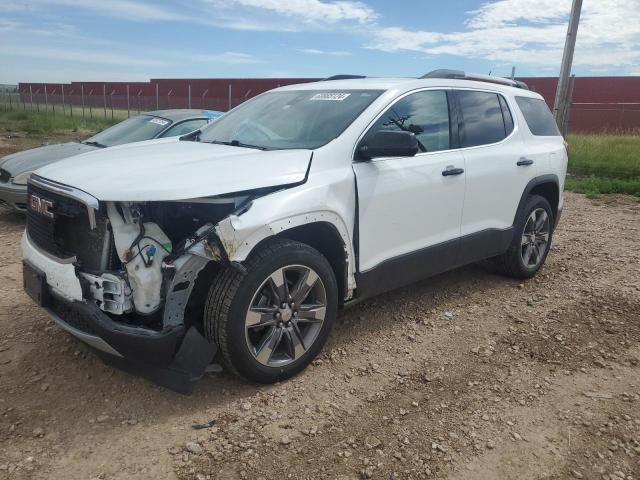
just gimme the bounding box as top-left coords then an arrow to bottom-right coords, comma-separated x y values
515,174 -> 560,225
215,213 -> 355,302
274,222 -> 349,305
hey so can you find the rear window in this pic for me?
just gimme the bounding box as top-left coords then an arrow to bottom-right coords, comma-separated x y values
515,97 -> 561,136
457,91 -> 510,148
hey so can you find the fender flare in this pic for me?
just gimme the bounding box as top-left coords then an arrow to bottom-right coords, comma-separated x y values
513,174 -> 560,225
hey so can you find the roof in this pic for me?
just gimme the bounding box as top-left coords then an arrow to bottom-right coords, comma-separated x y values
277,77 -> 542,98
144,109 -> 222,122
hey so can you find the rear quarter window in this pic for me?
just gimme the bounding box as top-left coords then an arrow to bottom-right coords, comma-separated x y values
515,97 -> 561,136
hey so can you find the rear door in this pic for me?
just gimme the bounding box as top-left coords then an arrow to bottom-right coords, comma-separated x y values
455,90 -> 534,239
353,89 -> 466,282
514,96 -> 568,200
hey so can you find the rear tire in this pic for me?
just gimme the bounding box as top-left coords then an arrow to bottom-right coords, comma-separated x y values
204,238 -> 337,383
495,195 -> 554,279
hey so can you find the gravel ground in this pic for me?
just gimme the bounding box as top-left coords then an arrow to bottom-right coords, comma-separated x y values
0,188 -> 639,479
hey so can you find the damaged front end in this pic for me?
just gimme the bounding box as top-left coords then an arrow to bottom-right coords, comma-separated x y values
22,175 -> 258,393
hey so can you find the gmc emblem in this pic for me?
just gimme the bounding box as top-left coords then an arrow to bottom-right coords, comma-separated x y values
29,194 -> 54,219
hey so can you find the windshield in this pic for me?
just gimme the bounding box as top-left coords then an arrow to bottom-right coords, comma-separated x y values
84,115 -> 172,147
198,90 -> 383,150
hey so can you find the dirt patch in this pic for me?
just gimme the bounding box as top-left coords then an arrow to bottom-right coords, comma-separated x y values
0,185 -> 638,479
0,131 -> 85,157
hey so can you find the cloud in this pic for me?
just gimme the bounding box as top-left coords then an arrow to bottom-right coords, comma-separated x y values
366,0 -> 640,71
465,0 -> 572,28
28,0 -> 188,22
197,0 -> 378,31
211,0 -> 378,24
21,0 -> 377,33
188,52 -> 264,64
299,48 -> 352,56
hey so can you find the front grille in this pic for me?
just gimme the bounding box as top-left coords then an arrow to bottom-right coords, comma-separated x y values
0,169 -> 10,183
26,183 -> 112,270
27,183 -> 86,258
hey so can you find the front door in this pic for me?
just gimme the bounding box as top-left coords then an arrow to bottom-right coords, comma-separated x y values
353,89 -> 466,293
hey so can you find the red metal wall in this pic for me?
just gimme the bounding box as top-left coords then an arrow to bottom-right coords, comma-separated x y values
17,77 -> 640,133
519,76 -> 640,133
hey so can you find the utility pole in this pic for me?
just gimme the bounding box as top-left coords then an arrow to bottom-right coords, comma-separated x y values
553,0 -> 582,131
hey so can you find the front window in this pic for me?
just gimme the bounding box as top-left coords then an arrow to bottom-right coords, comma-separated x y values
366,90 -> 451,153
198,90 -> 383,150
84,115 -> 172,148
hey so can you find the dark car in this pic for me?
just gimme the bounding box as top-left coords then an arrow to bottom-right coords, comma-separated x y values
0,109 -> 222,212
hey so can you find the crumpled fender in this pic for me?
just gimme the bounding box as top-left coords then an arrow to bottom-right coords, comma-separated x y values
211,167 -> 358,298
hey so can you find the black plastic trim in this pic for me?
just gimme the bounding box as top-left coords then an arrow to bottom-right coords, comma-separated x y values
323,75 -> 367,81
44,291 -> 217,393
514,174 -> 560,224
447,90 -> 461,149
96,327 -> 216,394
353,227 -> 513,302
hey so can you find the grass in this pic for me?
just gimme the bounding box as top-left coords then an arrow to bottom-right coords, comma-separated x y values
0,108 -> 118,135
567,133 -> 640,197
565,176 -> 640,198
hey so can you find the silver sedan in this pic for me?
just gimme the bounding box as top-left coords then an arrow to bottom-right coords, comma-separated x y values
0,109 -> 222,213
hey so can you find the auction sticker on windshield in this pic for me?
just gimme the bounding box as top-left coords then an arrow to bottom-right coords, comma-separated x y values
310,93 -> 351,102
149,118 -> 170,126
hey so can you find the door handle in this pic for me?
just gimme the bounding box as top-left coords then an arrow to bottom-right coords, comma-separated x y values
442,166 -> 464,176
517,158 -> 534,166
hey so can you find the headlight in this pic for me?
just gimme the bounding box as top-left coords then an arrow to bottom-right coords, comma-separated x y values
12,171 -> 33,185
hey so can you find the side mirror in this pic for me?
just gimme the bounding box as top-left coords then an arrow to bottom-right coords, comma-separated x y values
357,130 -> 420,160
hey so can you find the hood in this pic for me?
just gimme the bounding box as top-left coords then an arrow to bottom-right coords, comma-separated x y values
35,139 -> 313,201
0,142 -> 98,176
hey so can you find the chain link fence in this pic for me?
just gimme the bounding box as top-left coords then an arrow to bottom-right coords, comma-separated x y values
3,81 -> 640,133
0,84 -> 249,120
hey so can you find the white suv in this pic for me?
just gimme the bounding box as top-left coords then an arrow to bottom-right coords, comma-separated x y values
22,71 -> 568,392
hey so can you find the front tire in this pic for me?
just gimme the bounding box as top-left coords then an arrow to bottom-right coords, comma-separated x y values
204,238 -> 337,383
495,194 -> 554,279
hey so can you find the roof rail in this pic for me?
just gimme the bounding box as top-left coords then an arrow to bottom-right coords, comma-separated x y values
420,69 -> 529,90
323,74 -> 367,81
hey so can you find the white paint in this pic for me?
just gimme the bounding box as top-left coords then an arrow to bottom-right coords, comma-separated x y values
21,233 -> 83,301
34,137 -> 312,201
28,76 -> 567,307
353,148 -> 466,272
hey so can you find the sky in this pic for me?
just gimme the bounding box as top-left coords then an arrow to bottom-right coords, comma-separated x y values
1,0 -> 639,84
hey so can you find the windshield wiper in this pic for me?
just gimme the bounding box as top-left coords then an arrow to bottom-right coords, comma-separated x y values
208,139 -> 268,151
82,140 -> 107,148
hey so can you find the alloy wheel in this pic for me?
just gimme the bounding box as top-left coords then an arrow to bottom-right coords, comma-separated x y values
245,265 -> 327,368
521,208 -> 550,268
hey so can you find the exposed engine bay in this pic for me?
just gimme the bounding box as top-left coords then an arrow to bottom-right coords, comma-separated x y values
78,195 -> 252,329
